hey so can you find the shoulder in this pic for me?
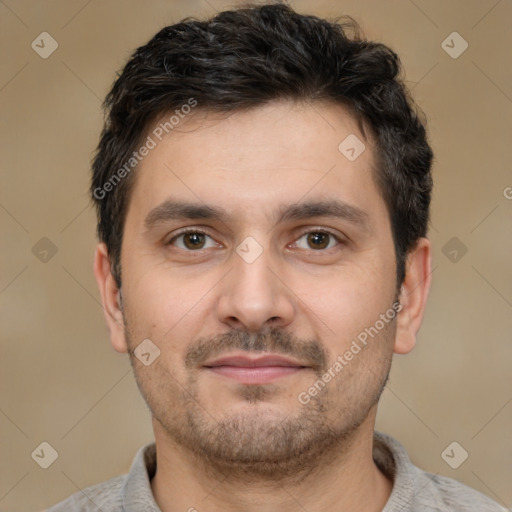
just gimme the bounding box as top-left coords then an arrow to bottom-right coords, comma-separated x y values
43,442 -> 157,511
374,431 -> 507,512
43,474 -> 126,512
413,467 -> 508,512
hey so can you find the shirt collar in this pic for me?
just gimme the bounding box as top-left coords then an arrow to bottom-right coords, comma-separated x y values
119,431 -> 413,511
122,442 -> 160,511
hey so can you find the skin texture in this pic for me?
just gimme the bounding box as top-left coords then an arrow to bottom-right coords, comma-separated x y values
94,100 -> 431,512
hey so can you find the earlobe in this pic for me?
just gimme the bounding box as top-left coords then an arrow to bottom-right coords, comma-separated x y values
93,243 -> 128,354
393,238 -> 432,355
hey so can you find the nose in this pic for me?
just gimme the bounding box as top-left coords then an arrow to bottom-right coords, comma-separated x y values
216,244 -> 295,332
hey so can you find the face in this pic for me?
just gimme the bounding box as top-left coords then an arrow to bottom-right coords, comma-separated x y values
100,101 -> 408,479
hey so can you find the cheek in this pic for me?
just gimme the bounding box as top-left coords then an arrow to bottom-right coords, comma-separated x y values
298,262 -> 390,336
123,262 -> 193,327
121,267 -> 216,364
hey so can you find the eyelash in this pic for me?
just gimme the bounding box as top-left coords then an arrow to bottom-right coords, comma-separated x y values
167,227 -> 345,252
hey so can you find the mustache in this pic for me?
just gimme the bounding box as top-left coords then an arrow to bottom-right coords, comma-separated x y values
184,326 -> 327,373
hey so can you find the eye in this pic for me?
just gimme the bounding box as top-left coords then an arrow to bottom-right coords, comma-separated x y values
167,228 -> 344,252
292,230 -> 342,251
168,229 -> 219,251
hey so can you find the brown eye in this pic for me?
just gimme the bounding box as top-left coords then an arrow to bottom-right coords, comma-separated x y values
307,232 -> 330,250
294,230 -> 340,251
182,233 -> 206,249
169,230 -> 217,251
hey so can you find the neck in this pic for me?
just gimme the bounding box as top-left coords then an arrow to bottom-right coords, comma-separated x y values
150,412 -> 393,512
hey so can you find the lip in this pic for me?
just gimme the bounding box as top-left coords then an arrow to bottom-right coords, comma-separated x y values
204,354 -> 305,368
203,353 -> 308,384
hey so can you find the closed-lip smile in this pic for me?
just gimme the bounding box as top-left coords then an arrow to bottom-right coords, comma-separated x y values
202,353 -> 308,384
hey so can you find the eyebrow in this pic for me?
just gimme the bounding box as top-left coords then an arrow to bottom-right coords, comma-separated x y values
143,198 -> 371,232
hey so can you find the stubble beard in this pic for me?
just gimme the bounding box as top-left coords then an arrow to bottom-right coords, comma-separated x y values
126,323 -> 394,483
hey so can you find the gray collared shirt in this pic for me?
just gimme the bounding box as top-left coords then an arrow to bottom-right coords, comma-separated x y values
45,431 -> 507,511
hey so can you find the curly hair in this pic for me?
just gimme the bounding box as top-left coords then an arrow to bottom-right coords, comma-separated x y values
91,2 -> 433,291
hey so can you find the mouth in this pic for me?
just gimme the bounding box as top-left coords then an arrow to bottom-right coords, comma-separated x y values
202,353 -> 309,384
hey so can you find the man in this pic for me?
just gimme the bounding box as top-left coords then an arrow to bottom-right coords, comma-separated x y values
47,3 -> 506,511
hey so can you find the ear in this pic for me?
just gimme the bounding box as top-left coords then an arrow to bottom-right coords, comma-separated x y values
394,237 -> 432,355
93,243 -> 128,353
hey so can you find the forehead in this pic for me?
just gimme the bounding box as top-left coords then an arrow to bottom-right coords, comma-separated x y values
125,100 -> 387,229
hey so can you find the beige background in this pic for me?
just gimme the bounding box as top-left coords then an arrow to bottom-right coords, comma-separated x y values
1,0 -> 511,510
